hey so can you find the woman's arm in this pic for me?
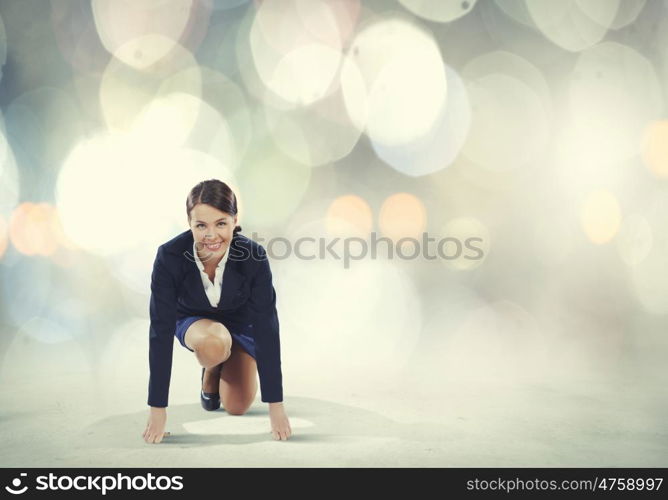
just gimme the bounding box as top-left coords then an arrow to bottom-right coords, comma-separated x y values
246,245 -> 291,440
147,245 -> 178,408
246,245 -> 283,404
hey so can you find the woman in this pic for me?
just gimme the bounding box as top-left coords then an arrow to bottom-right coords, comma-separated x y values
142,179 -> 291,443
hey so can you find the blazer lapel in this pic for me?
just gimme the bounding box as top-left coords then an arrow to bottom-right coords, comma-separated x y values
182,255 -> 211,309
217,262 -> 246,310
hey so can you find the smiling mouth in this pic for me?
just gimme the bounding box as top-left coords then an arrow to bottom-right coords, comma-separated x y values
203,241 -> 222,250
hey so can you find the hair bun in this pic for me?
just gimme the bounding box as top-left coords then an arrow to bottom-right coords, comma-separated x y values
233,225 -> 242,235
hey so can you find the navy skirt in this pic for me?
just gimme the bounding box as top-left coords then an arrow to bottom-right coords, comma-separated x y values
175,315 -> 256,359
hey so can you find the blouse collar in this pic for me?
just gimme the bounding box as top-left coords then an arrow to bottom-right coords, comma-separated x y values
193,239 -> 230,272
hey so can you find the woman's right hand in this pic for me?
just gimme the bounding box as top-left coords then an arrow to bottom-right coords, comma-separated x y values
143,407 -> 169,444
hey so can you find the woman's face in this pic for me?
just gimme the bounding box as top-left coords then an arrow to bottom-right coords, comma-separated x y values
189,203 -> 237,263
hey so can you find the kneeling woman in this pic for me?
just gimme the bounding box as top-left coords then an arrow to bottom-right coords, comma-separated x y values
142,179 -> 291,443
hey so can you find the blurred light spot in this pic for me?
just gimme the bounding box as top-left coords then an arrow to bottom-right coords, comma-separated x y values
641,120 -> 668,178
250,0 -> 343,105
526,0 -> 615,52
0,213 -> 7,259
342,17 -> 447,146
6,88 -> 85,185
92,0 -> 194,69
15,294 -> 88,344
99,39 -> 201,131
255,0 -> 341,53
442,216 -> 489,270
575,0 -> 647,30
326,195 -> 373,238
138,66 -> 247,170
493,0 -> 533,27
324,0 -> 361,47
462,74 -> 549,171
106,243 -> 160,296
194,67 -> 252,168
18,316 -> 72,343
236,142 -> 311,227
264,79 -> 363,166
568,42 -> 662,165
462,50 -> 552,118
131,92 -> 205,148
616,214 -> 652,267
8,203 -> 62,257
372,65 -> 470,177
0,127 -> 20,217
1,258 -> 53,329
580,190 -> 621,244
398,0 -> 477,23
50,0 -> 111,72
203,0 -> 250,10
235,6 -> 291,109
607,0 -> 646,30
56,132 -> 234,257
379,192 -> 427,241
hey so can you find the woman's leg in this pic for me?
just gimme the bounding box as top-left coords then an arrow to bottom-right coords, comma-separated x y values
183,318 -> 232,393
219,340 -> 259,415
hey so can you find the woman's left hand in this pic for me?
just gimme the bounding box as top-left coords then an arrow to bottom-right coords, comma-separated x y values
268,402 -> 292,441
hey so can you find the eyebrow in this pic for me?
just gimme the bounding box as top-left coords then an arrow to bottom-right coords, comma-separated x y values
195,218 -> 228,223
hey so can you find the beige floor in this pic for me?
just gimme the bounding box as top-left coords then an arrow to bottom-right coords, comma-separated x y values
0,334 -> 666,467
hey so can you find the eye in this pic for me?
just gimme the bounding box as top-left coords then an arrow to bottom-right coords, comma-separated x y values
218,222 -> 227,226
196,223 -> 205,228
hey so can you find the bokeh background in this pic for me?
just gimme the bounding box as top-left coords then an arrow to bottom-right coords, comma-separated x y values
0,0 -> 667,467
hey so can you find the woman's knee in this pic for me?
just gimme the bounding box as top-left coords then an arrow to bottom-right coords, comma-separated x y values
195,323 -> 232,363
225,399 -> 253,416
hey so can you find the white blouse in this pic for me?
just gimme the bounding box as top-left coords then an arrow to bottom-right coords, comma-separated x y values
193,240 -> 230,307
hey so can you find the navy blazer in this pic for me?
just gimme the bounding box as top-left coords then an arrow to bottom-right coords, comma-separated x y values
147,230 -> 283,408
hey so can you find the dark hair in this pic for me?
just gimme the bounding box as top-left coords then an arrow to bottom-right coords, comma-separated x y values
186,179 -> 242,235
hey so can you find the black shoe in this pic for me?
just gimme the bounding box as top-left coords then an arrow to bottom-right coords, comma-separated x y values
200,367 -> 221,411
